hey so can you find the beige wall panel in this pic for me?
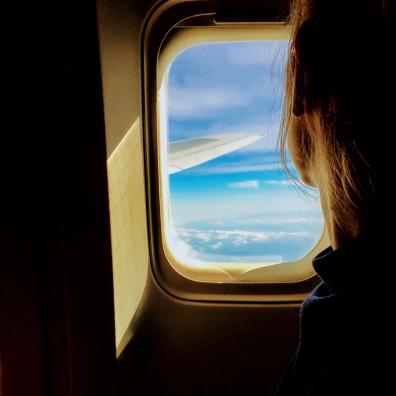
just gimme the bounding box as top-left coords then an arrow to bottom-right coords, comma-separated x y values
97,0 -> 157,156
107,119 -> 149,348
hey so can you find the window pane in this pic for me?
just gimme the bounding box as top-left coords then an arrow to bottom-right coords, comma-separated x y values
163,41 -> 323,266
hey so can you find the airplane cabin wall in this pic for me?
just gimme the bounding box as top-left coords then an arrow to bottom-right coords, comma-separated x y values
97,0 -> 302,394
97,0 -> 152,349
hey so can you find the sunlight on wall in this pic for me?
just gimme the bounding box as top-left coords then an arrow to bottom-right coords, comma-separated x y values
107,119 -> 148,352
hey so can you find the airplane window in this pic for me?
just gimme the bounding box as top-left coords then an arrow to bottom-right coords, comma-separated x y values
158,39 -> 324,280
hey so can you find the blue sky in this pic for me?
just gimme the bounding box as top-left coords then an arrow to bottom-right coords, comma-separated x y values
165,41 -> 323,264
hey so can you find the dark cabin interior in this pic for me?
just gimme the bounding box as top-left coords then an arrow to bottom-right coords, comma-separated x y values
3,1 -> 319,395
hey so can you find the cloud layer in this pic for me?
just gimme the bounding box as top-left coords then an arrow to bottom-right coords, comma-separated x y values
167,41 -> 285,127
168,213 -> 323,264
169,87 -> 249,119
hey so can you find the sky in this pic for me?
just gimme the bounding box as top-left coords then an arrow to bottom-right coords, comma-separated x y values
165,41 -> 323,265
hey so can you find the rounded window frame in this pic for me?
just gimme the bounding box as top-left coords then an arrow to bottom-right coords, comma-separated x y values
143,0 -> 329,302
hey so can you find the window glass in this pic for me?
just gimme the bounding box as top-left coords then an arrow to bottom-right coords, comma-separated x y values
162,41 -> 323,267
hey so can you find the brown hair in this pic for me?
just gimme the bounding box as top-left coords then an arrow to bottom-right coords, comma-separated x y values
280,0 -> 394,241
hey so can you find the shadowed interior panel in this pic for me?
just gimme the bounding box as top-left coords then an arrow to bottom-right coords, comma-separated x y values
117,276 -> 300,396
97,1 -> 302,395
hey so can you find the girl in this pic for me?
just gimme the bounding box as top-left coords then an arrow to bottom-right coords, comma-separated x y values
277,0 -> 394,394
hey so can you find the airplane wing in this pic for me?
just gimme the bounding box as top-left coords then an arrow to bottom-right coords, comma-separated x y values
167,133 -> 264,174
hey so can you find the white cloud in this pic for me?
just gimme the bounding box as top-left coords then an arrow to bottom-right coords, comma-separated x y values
196,232 -> 211,242
233,239 -> 249,246
266,180 -> 293,186
169,235 -> 198,258
169,86 -> 249,119
177,228 -> 309,242
210,242 -> 223,250
228,180 -> 259,189
213,230 -> 276,241
168,76 -> 283,121
168,226 -> 317,264
187,252 -> 284,264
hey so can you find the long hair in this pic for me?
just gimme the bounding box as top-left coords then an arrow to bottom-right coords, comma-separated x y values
280,0 -> 394,238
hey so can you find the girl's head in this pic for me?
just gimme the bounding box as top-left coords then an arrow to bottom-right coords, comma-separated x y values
281,0 -> 394,246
